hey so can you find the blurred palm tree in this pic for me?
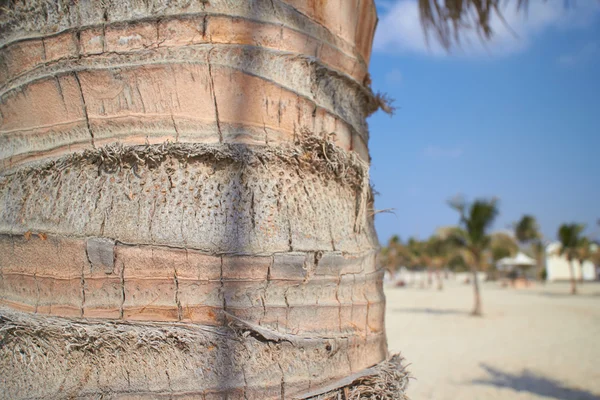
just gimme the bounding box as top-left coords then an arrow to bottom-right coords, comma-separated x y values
592,240 -> 600,263
489,232 -> 518,280
490,232 -> 518,260
576,237 -> 592,283
531,240 -> 547,282
381,235 -> 410,277
447,253 -> 470,272
425,235 -> 453,290
515,215 -> 541,244
403,237 -> 426,286
557,223 -> 586,294
514,215 -> 545,280
406,237 -> 424,269
437,226 -> 479,274
448,196 -> 499,316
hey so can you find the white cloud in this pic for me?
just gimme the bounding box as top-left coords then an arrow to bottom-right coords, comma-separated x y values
558,42 -> 598,66
373,0 -> 600,58
423,145 -> 464,159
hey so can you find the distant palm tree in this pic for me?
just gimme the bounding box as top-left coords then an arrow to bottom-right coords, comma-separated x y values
557,224 -> 586,294
381,235 -> 411,279
531,240 -> 547,282
576,237 -> 592,283
514,215 -> 544,280
406,237 -> 423,269
425,236 -> 452,290
515,215 -> 541,244
381,235 -> 399,274
490,232 -> 518,280
404,237 -> 427,286
448,197 -> 500,316
490,232 -> 518,259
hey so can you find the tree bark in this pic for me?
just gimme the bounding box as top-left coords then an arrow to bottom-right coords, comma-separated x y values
537,253 -> 545,282
569,260 -> 578,295
0,1 -> 407,398
471,253 -> 482,316
471,267 -> 482,316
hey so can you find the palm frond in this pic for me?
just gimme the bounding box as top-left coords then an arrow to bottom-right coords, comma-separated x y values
465,198 -> 499,247
515,214 -> 541,244
447,194 -> 467,223
490,231 -> 518,261
444,226 -> 469,248
418,0 -> 531,49
576,237 -> 592,263
557,223 -> 586,260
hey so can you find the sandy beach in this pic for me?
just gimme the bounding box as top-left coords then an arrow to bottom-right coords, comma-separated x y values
384,280 -> 600,400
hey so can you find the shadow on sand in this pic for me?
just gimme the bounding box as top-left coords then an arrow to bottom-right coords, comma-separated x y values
391,307 -> 468,316
536,291 -> 600,298
472,364 -> 600,400
515,290 -> 600,299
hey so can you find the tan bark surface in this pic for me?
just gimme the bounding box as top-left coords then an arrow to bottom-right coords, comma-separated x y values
0,1 -> 404,398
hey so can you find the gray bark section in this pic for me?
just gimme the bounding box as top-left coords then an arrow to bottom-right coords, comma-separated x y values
86,237 -> 115,272
0,141 -> 377,254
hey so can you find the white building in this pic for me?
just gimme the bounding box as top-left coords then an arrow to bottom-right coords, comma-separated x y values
545,242 -> 597,281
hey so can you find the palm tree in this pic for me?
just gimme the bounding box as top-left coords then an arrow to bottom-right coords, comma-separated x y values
448,197 -> 500,316
515,215 -> 541,244
490,231 -> 518,280
531,240 -> 547,282
490,232 -> 518,260
0,1 -> 407,398
514,215 -> 545,280
405,237 -> 437,287
557,224 -> 586,295
576,237 -> 592,283
425,235 -> 456,290
591,244 -> 600,281
0,0 -> 553,397
380,235 -> 398,273
381,235 -> 411,279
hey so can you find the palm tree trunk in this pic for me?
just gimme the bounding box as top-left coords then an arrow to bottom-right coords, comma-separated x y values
436,268 -> 443,290
569,260 -> 578,295
427,268 -> 433,287
579,263 -> 585,283
537,253 -> 545,283
471,253 -> 482,316
471,266 -> 483,315
0,2 -> 408,399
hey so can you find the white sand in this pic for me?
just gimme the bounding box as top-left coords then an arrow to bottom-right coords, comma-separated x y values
384,280 -> 600,400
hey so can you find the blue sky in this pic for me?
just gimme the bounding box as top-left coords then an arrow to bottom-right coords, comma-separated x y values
368,0 -> 600,244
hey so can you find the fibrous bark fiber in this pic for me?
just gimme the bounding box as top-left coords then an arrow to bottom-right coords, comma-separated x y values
0,307 -> 407,399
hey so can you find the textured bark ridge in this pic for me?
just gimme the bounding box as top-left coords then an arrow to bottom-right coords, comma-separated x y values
0,307 -> 400,399
0,1 -> 408,398
0,0 -> 381,171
